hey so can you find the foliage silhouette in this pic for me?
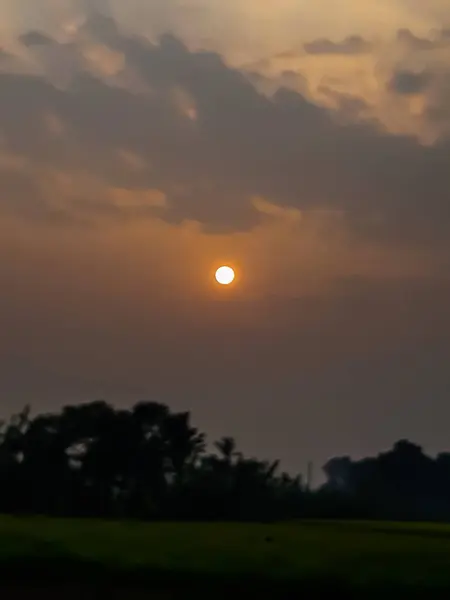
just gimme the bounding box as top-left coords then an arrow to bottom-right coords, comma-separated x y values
0,402 -> 448,521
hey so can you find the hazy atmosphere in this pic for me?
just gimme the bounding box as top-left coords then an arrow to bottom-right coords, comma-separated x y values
1,0 -> 450,475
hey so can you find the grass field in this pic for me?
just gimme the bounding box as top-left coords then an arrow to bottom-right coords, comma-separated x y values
2,517 -> 450,596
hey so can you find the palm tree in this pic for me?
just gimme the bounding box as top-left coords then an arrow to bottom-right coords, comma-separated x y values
214,436 -> 238,465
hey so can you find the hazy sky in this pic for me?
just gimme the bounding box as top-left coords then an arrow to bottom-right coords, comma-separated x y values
1,0 -> 450,476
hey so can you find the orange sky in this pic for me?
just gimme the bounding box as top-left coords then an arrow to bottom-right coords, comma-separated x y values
0,0 -> 449,472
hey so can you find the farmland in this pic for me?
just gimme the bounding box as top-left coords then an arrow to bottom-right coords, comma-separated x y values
1,517 -> 450,597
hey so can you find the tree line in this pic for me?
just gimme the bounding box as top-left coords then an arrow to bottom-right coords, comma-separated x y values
0,401 -> 448,521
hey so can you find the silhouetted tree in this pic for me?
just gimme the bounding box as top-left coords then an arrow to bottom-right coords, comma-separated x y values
321,440 -> 448,520
1,400 -> 449,522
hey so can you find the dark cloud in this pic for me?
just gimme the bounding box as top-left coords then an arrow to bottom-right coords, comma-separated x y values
0,19 -> 449,243
389,70 -> 431,95
318,85 -> 370,120
19,31 -> 55,47
304,35 -> 372,55
426,75 -> 450,124
79,11 -> 119,41
0,168 -> 44,218
396,28 -> 450,51
397,28 -> 438,51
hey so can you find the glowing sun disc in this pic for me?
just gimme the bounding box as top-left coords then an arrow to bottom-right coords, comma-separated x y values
215,266 -> 235,285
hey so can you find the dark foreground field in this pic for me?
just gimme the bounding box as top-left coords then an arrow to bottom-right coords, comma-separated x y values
2,517 -> 450,598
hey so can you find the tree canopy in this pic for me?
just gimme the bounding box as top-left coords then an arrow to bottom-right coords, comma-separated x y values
0,401 -> 448,522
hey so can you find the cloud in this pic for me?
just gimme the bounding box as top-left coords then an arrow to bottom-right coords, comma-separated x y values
426,74 -> 450,124
389,69 -> 431,94
19,30 -> 55,47
0,18 -> 448,250
304,35 -> 372,55
252,196 -> 302,222
396,28 -> 439,51
109,187 -> 167,210
0,48 -> 11,61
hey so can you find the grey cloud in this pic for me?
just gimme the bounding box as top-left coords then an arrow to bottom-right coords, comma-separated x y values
1,19 -> 450,242
79,10 -> 119,42
389,70 -> 431,95
426,75 -> 450,124
19,30 -> 55,47
389,28 -> 450,130
0,168 -> 44,218
83,0 -> 113,16
318,85 -> 370,120
304,35 -> 372,55
397,29 -> 437,51
396,28 -> 450,51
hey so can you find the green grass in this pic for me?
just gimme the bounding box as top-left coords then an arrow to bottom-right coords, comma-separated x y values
2,517 -> 450,596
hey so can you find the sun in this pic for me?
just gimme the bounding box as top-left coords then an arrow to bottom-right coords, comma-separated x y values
215,266 -> 235,285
